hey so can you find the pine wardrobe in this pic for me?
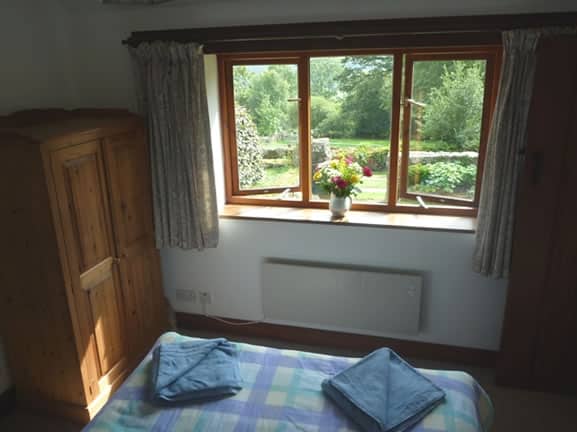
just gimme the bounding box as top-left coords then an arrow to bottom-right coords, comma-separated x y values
0,109 -> 168,422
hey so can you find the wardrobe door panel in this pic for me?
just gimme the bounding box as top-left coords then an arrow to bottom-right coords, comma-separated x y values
50,140 -> 127,399
103,129 -> 154,247
103,129 -> 166,358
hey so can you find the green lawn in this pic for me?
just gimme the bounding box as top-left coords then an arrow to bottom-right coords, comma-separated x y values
252,166 -> 388,202
253,166 -> 299,189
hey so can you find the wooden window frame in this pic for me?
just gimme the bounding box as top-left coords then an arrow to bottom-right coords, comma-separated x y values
219,46 -> 501,217
399,50 -> 500,207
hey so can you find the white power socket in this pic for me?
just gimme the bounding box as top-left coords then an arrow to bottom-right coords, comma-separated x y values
199,291 -> 212,305
175,289 -> 196,303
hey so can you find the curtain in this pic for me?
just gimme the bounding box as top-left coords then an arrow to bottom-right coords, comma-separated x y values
473,30 -> 541,278
130,42 -> 219,249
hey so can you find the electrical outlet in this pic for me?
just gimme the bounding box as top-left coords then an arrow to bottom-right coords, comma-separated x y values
199,291 -> 212,305
176,289 -> 196,302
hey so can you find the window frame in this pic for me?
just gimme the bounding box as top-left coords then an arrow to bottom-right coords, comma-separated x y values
399,50 -> 500,207
218,46 -> 501,217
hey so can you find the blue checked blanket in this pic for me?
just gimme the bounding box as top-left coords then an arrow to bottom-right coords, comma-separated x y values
83,332 -> 494,432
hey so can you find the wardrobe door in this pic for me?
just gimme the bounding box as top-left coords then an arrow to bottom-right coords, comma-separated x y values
497,36 -> 577,394
50,140 -> 127,402
532,40 -> 577,393
103,128 -> 167,358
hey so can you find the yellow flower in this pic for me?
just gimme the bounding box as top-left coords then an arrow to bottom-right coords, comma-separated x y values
350,174 -> 360,184
330,160 -> 338,169
313,171 -> 322,181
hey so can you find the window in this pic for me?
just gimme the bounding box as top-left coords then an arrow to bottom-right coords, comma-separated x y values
219,48 -> 500,216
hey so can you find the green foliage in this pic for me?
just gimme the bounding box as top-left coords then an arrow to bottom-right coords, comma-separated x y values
422,62 -> 486,150
315,109 -> 355,138
409,140 -> 454,152
310,58 -> 344,99
412,61 -> 456,102
337,56 -> 393,138
354,146 -> 389,171
410,161 -> 477,195
235,106 -> 264,187
235,65 -> 296,137
233,65 -> 254,107
408,163 -> 431,186
310,96 -> 339,131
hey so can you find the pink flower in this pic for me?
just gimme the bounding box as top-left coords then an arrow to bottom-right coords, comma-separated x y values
345,155 -> 355,165
335,178 -> 348,189
363,166 -> 373,177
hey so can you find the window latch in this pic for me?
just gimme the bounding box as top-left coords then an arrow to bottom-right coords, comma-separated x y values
416,196 -> 429,209
405,98 -> 427,108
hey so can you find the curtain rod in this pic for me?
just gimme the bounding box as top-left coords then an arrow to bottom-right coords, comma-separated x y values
121,11 -> 577,47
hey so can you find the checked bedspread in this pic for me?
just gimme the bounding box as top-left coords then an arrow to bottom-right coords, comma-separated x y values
83,332 -> 493,432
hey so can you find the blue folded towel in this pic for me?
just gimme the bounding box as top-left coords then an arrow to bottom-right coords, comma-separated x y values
149,338 -> 242,403
322,348 -> 445,432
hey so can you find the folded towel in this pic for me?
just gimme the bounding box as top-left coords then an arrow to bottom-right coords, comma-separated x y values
322,348 -> 445,432
149,338 -> 242,403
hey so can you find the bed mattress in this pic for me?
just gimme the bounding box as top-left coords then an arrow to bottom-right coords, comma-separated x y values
83,332 -> 493,432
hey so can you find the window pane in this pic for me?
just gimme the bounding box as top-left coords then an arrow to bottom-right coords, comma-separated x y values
233,64 -> 300,194
310,55 -> 392,205
404,59 -> 486,202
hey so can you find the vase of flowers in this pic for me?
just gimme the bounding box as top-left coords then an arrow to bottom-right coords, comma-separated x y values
313,155 -> 373,217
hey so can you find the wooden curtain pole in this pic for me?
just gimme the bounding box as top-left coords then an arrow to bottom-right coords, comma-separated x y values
122,11 -> 577,49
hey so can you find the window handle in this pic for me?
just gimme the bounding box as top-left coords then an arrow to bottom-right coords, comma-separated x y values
287,98 -> 301,102
416,196 -> 429,209
405,98 -> 427,108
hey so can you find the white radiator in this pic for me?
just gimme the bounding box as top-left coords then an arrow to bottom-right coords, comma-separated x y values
262,260 -> 423,335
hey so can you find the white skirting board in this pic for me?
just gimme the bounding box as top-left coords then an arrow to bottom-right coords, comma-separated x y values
262,260 -> 423,336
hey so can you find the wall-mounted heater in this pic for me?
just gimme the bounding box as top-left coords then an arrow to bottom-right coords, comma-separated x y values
262,260 -> 423,336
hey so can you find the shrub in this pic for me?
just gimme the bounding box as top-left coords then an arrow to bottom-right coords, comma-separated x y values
408,163 -> 430,186
235,106 -> 264,187
354,146 -> 389,171
415,161 -> 477,194
315,110 -> 356,138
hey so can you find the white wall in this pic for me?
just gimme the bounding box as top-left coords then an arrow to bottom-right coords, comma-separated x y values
158,55 -> 509,352
2,0 -> 573,356
0,1 -> 79,114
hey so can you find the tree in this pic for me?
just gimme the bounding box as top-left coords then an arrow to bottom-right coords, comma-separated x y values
245,68 -> 291,137
233,65 -> 255,108
337,56 -> 394,138
412,60 -> 456,102
422,62 -> 486,150
310,57 -> 344,99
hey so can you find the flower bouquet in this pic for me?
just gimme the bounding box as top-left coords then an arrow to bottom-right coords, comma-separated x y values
313,155 -> 373,216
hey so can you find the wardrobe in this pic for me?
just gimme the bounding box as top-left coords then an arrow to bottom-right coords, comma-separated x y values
497,36 -> 577,394
0,109 -> 168,422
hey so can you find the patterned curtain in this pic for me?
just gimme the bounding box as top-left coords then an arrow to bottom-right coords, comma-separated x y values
130,42 -> 219,250
473,30 -> 541,278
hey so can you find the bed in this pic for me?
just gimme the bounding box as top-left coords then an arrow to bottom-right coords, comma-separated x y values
83,332 -> 494,432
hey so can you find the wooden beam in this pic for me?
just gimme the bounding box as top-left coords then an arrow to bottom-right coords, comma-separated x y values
123,12 -> 577,51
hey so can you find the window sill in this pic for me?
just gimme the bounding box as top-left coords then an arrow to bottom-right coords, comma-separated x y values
220,204 -> 476,233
